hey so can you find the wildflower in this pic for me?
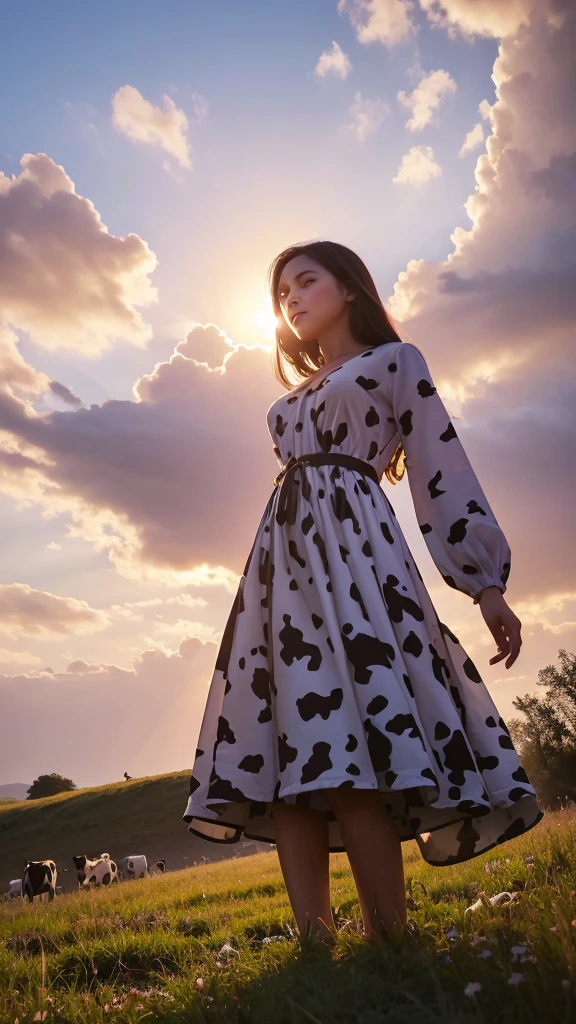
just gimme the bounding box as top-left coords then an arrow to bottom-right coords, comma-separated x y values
464,982 -> 482,997
508,973 -> 524,986
446,927 -> 459,938
469,934 -> 488,946
195,978 -> 204,989
478,949 -> 492,958
33,1014 -> 47,1022
510,945 -> 529,962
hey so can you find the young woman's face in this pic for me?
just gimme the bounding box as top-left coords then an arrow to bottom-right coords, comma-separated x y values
276,255 -> 354,342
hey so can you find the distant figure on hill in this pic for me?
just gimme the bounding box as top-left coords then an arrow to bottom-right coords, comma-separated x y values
123,772 -> 132,781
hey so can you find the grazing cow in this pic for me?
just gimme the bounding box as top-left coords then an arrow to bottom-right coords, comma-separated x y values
72,853 -> 119,888
118,854 -> 148,880
6,879 -> 22,900
22,860 -> 57,902
148,859 -> 166,875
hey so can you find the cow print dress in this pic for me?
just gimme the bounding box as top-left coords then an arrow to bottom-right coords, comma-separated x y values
183,340 -> 543,866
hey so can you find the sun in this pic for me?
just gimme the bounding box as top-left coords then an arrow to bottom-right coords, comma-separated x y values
254,306 -> 278,337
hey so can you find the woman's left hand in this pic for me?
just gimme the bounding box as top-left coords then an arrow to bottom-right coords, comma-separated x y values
477,587 -> 522,669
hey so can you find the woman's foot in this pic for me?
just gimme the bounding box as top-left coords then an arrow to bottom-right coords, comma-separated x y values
362,919 -> 416,944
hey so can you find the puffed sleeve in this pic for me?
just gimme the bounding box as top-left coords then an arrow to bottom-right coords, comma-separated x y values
389,341 -> 511,601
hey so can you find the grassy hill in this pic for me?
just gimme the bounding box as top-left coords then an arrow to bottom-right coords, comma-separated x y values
0,771 -> 270,892
0,805 -> 574,1023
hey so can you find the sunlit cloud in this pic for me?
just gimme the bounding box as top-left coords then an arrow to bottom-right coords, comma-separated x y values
347,90 -> 389,141
314,40 -> 352,79
387,0 -> 576,601
0,154 -> 157,354
112,84 -> 192,169
0,583 -> 110,639
418,0 -> 552,40
392,144 -> 442,185
459,121 -> 484,156
338,0 -> 415,48
0,327 -> 283,587
397,69 -> 457,131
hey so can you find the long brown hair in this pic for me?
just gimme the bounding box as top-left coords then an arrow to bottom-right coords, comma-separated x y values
267,239 -> 407,484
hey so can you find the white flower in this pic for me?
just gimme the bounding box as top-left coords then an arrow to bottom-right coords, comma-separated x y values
464,982 -> 482,997
508,973 -> 524,986
195,978 -> 204,989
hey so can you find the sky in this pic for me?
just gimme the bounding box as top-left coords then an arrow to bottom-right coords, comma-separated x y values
0,0 -> 574,789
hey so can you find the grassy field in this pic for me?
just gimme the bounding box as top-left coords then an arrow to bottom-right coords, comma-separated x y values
0,773 -> 269,893
1,804 -> 574,1023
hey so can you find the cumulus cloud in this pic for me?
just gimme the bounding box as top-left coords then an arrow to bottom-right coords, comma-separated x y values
0,324 -> 50,399
393,143 -> 442,184
0,583 -> 110,638
459,121 -> 484,156
112,85 -> 192,169
347,90 -> 389,141
418,0 -> 553,39
338,0 -> 415,47
0,325 -> 283,587
0,154 -> 157,354
388,0 -> 576,600
315,40 -> 352,79
397,69 -> 457,131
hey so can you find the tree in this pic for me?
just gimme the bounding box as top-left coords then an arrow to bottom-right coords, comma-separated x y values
26,773 -> 77,800
508,649 -> 576,808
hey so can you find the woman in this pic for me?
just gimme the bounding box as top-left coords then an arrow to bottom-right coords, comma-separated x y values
183,240 -> 543,946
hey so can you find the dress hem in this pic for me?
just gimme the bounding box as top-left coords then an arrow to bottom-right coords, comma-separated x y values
185,803 -> 546,860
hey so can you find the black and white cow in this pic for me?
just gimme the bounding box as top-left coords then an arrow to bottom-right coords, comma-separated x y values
22,860 -> 57,902
148,859 -> 166,875
72,853 -> 119,888
6,879 -> 22,900
118,854 -> 148,880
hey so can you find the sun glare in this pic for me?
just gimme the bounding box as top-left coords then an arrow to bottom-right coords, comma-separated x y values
254,306 -> 278,337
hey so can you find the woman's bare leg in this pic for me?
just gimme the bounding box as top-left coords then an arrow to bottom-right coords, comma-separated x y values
271,800 -> 335,943
325,787 -> 406,941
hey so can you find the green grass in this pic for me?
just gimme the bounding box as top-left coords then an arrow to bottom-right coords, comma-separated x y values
1,805 -> 575,1023
0,771 -> 236,893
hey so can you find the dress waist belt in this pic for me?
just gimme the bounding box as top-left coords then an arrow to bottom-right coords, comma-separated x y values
264,453 -> 382,690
